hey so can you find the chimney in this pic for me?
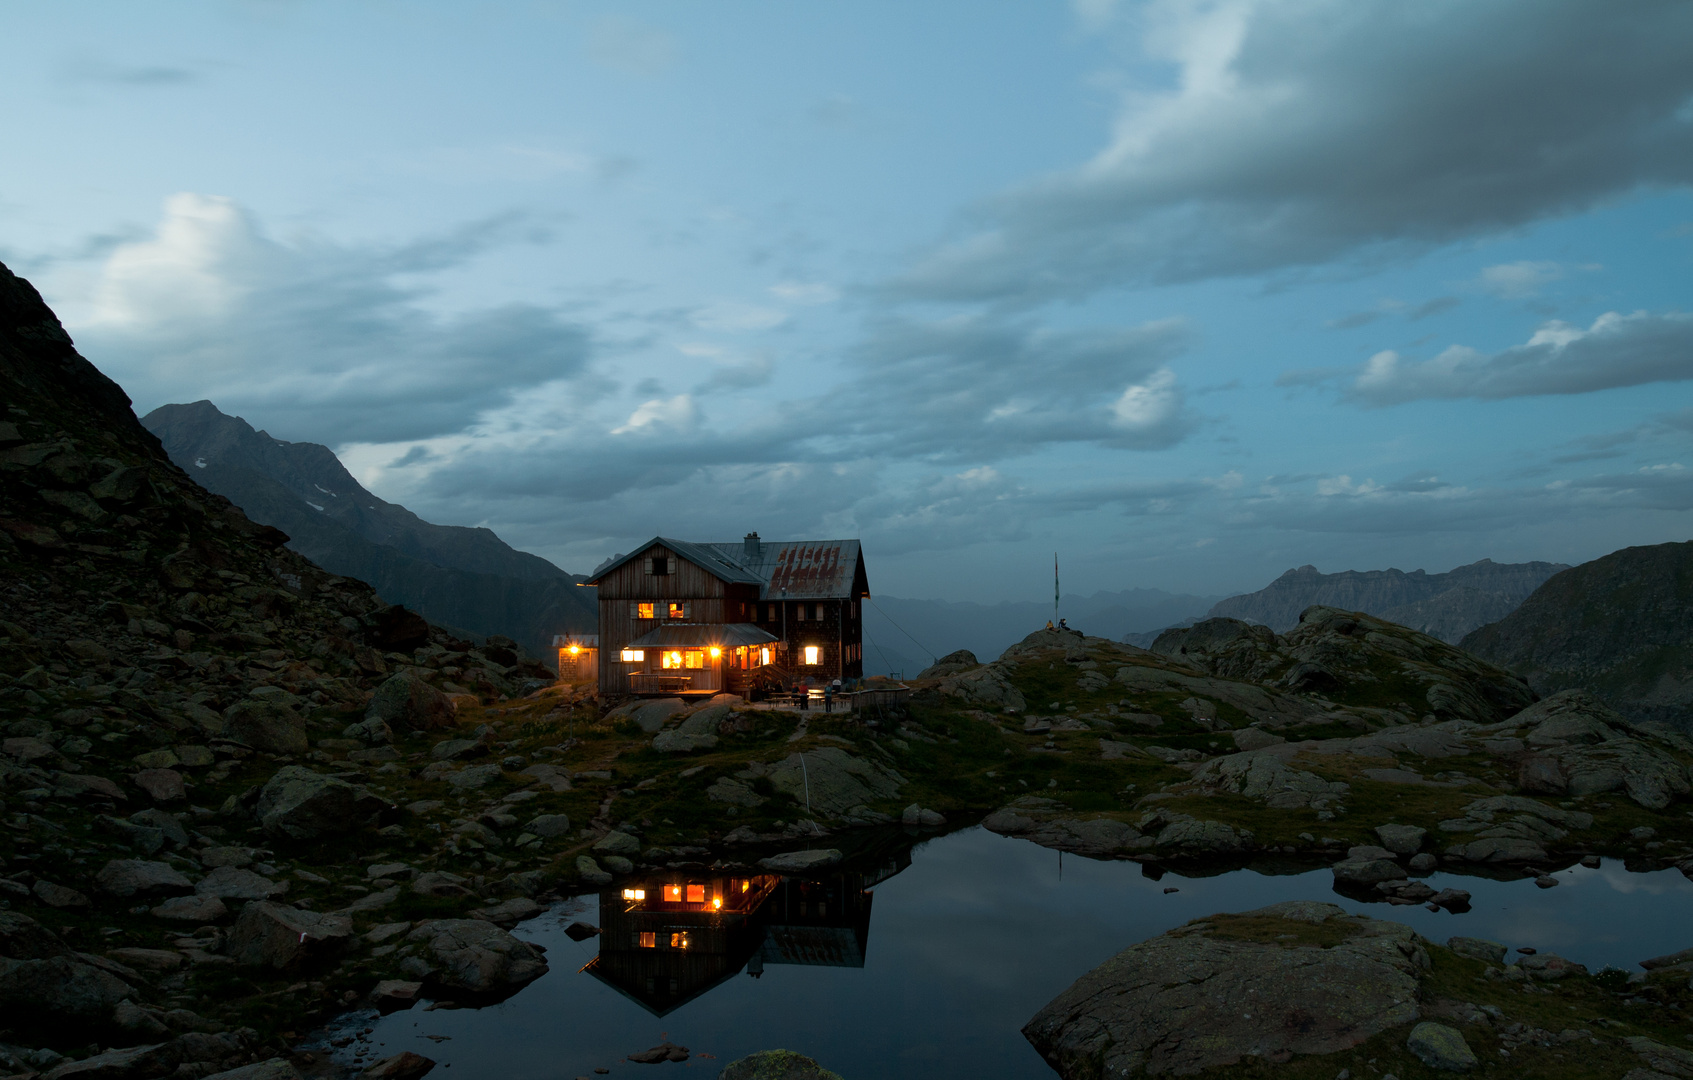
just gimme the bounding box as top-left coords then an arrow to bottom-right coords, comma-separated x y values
744,532 -> 762,559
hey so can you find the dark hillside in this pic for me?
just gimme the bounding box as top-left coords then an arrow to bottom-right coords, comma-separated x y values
1462,540 -> 1693,728
142,401 -> 595,656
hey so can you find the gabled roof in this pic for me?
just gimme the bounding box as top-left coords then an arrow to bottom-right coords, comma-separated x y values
589,536 -> 868,600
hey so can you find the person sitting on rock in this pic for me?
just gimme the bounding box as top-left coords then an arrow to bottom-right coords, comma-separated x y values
1045,620 -> 1055,630
1058,618 -> 1070,630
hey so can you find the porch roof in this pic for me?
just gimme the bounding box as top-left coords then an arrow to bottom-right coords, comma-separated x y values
626,622 -> 780,649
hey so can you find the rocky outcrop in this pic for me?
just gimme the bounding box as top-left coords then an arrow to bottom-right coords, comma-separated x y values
1462,540 -> 1693,730
399,919 -> 547,996
763,747 -> 904,818
718,1051 -> 843,1080
1209,559 -> 1567,642
256,767 -> 391,841
226,902 -> 352,971
1024,901 -> 1426,1078
365,672 -> 456,733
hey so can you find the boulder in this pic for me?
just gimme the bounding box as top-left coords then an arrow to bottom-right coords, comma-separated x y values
95,859 -> 194,898
195,866 -> 287,901
524,813 -> 571,838
1333,858 -> 1408,885
361,1053 -> 435,1080
1407,1022 -> 1477,1072
1024,902 -> 1424,1078
132,768 -> 185,802
766,747 -> 905,818
41,1043 -> 172,1080
151,895 -> 230,922
366,671 -> 456,732
222,700 -> 309,755
1447,837 -> 1548,863
615,697 -> 685,734
342,717 -> 394,745
1446,936 -> 1506,964
129,808 -> 190,848
202,1060 -> 301,1080
937,665 -> 1027,711
256,766 -> 389,840
718,1050 -> 843,1080
653,728 -> 718,753
1231,727 -> 1286,752
707,777 -> 766,807
917,649 -> 980,680
401,919 -> 548,995
575,856 -> 612,886
1155,818 -> 1248,853
446,763 -> 502,791
983,810 -> 1153,858
901,804 -> 946,827
32,880 -> 90,909
0,911 -> 71,959
1373,824 -> 1427,855
412,872 -> 473,899
758,849 -> 842,874
1517,952 -> 1587,980
0,953 -> 135,1018
107,948 -> 185,973
593,830 -> 641,855
226,901 -> 352,970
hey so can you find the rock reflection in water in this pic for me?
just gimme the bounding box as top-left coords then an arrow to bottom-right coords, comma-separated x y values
583,848 -> 909,1014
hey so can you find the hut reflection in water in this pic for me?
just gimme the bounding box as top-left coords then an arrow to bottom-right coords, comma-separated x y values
582,853 -> 908,1016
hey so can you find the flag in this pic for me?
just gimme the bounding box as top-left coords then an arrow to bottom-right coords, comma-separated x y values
1054,552 -> 1060,615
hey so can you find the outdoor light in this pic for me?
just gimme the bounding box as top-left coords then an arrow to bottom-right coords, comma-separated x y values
709,646 -> 721,658
568,645 -> 580,655
713,897 -> 723,910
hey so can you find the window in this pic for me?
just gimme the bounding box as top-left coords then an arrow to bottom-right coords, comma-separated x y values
683,650 -> 705,669
803,645 -> 821,665
686,884 -> 705,904
621,888 -> 646,901
620,649 -> 644,663
667,601 -> 689,619
662,650 -> 684,670
638,932 -> 656,948
795,604 -> 806,621
670,932 -> 691,950
759,647 -> 771,666
814,603 -> 824,620
633,602 -> 655,619
664,884 -> 682,902
646,556 -> 675,575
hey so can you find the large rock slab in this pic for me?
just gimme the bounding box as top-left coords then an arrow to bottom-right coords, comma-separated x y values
366,671 -> 457,732
400,919 -> 547,995
222,699 -> 309,755
0,911 -> 72,959
226,901 -> 352,970
983,805 -> 1153,858
196,866 -> 287,901
0,954 -> 135,1018
758,849 -> 842,874
1407,1021 -> 1477,1072
95,859 -> 194,898
256,766 -> 389,840
1024,901 -> 1425,1078
765,747 -> 904,818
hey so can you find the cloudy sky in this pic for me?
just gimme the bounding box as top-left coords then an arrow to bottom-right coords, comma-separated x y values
4,1 -> 1692,602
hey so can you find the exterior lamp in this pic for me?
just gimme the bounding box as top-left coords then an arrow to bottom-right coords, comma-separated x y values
568,645 -> 580,655
709,646 -> 721,658
713,897 -> 723,910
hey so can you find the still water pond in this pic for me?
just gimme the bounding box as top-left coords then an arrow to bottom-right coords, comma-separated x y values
314,827 -> 1693,1079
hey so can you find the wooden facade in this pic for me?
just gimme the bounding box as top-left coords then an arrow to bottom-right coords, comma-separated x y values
588,535 -> 870,698
553,633 -> 598,682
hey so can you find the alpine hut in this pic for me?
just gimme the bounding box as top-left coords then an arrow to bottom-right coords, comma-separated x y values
587,533 -> 869,698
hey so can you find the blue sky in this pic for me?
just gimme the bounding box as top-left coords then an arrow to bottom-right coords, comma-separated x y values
4,1 -> 1692,602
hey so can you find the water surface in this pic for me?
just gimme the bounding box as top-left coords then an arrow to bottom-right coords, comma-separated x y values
313,827 -> 1693,1079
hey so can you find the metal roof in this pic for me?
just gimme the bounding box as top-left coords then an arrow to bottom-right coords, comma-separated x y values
589,536 -> 867,600
626,622 -> 780,649
552,633 -> 598,647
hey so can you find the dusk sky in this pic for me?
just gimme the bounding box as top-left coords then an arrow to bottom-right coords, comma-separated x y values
5,1 -> 1692,603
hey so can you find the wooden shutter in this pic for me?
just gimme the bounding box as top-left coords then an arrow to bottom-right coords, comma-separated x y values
667,556 -> 677,574
644,558 -> 653,575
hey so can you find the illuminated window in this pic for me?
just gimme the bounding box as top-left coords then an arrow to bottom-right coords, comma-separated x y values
804,645 -> 821,665
635,602 -> 655,619
686,884 -> 705,904
662,650 -> 684,670
684,650 -> 705,669
741,879 -> 750,893
670,932 -> 690,950
760,647 -> 771,666
620,649 -> 644,663
667,602 -> 688,618
621,888 -> 646,901
664,884 -> 682,902
638,932 -> 656,948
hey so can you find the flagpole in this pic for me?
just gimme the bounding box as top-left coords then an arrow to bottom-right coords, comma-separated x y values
1054,552 -> 1060,620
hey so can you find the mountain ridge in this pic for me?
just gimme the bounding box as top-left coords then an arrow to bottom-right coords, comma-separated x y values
141,401 -> 595,657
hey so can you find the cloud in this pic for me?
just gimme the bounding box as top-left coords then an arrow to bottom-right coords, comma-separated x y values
890,0 -> 1693,304
843,314 -> 1196,457
769,282 -> 839,305
1477,260 -> 1566,299
1408,296 -> 1460,321
1335,310 -> 1693,404
60,59 -> 198,87
74,193 -> 592,443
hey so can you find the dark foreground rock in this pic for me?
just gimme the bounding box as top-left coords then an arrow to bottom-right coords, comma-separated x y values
718,1050 -> 843,1080
1024,901 -> 1425,1077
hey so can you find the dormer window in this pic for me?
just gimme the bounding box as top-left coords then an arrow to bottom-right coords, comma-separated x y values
647,556 -> 675,575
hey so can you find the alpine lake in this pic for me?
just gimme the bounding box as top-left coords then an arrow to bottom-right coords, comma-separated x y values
300,824 -> 1693,1079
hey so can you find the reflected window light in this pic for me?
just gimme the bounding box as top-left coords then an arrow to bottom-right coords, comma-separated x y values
665,884 -> 683,902
671,932 -> 690,950
686,884 -> 705,904
638,932 -> 656,948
